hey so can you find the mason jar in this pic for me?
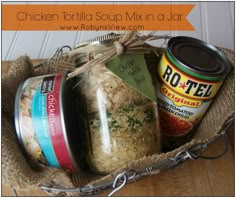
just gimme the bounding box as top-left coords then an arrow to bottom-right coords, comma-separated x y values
74,34 -> 161,174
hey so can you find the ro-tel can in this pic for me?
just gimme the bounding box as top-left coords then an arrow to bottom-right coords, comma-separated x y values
156,36 -> 231,152
14,72 -> 84,172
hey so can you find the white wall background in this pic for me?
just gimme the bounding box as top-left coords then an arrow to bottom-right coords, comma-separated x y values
2,1 -> 235,61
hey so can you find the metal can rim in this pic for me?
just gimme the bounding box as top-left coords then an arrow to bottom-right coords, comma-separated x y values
167,36 -> 232,81
59,73 -> 81,172
14,81 -> 42,169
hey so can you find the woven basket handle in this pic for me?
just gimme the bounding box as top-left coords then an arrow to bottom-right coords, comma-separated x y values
186,116 -> 233,160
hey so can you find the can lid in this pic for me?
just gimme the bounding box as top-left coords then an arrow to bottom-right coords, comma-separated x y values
14,83 -> 30,162
167,36 -> 232,80
59,74 -> 83,172
14,82 -> 42,169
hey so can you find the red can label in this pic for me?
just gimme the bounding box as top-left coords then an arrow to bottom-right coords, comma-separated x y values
157,52 -> 223,139
19,73 -> 77,171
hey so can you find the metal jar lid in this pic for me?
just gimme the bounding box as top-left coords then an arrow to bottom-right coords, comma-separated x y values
166,36 -> 232,81
74,33 -> 122,66
75,32 -> 122,48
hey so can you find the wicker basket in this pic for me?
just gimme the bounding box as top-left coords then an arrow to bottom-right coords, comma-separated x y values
2,46 -> 234,196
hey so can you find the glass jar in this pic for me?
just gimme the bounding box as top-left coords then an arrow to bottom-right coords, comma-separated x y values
75,35 -> 161,174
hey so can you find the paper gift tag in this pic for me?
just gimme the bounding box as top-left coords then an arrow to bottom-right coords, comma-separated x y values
106,53 -> 157,103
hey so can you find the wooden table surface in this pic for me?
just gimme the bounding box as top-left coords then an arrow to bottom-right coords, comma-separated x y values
2,60 -> 235,197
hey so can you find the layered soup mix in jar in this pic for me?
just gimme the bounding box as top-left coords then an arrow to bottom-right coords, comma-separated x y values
72,34 -> 161,174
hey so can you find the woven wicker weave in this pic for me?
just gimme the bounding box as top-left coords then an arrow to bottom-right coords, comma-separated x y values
2,48 -> 234,196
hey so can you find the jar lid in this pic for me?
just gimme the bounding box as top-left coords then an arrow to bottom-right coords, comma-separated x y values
75,33 -> 122,48
74,33 -> 122,66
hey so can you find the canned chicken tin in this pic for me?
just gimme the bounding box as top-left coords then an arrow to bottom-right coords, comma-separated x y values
157,36 -> 232,151
14,72 -> 83,172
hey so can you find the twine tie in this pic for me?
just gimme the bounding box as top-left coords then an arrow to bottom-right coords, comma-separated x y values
114,41 -> 124,55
